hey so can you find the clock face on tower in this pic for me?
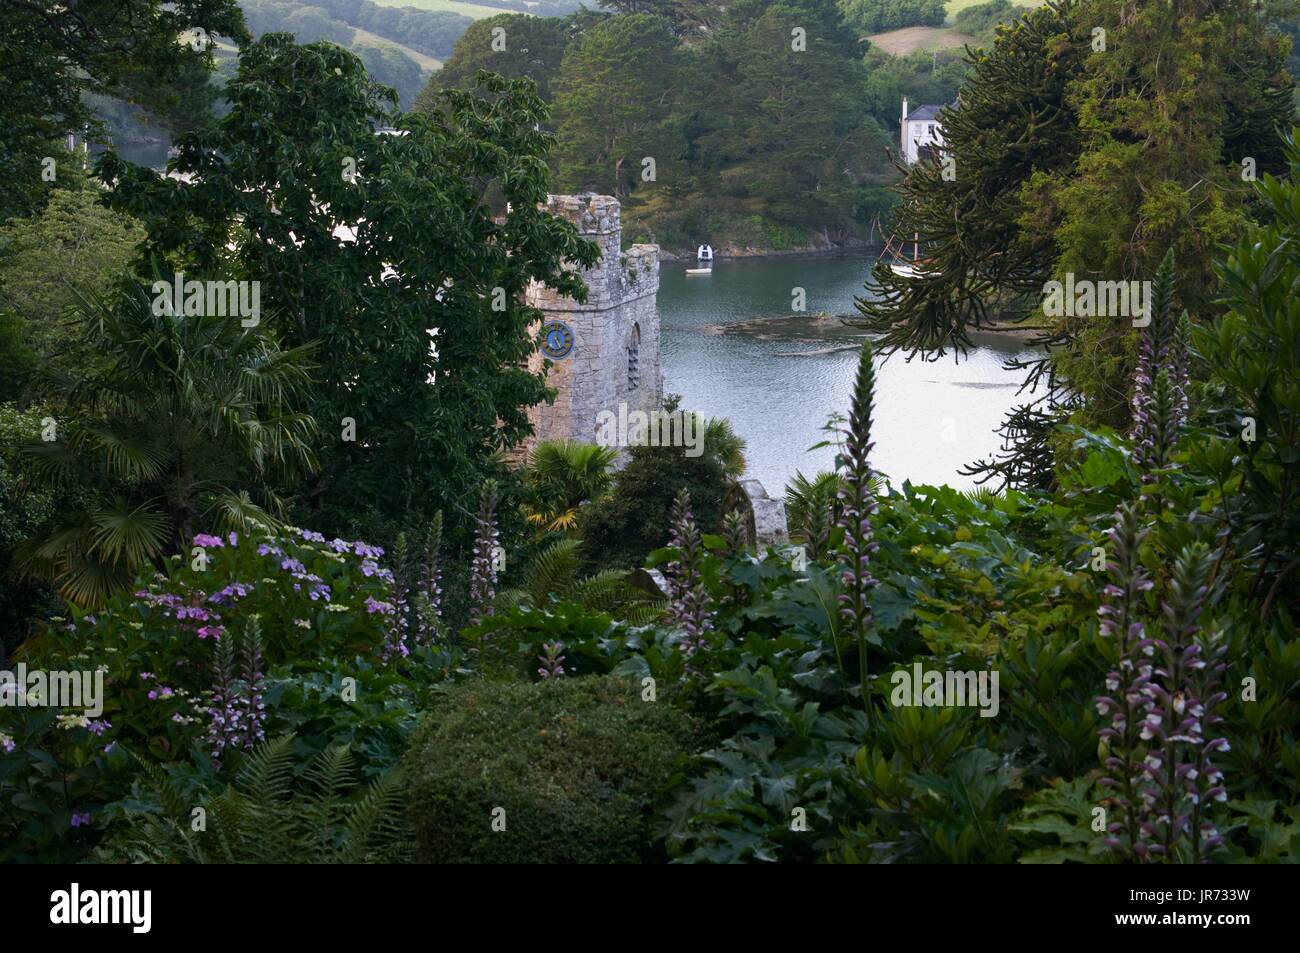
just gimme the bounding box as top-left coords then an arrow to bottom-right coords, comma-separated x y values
541,321 -> 575,359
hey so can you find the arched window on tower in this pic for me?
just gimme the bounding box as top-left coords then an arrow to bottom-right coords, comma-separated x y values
627,324 -> 641,392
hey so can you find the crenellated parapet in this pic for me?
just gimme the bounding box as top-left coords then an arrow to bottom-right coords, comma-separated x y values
526,195 -> 659,313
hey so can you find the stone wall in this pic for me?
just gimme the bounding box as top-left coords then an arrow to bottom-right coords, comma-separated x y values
524,194 -> 663,449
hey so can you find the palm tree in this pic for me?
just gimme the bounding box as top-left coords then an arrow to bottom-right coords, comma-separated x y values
700,415 -> 747,479
522,439 -> 618,533
785,470 -> 842,562
19,278 -> 318,605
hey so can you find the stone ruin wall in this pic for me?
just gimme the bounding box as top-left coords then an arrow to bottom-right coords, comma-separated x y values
523,194 -> 663,450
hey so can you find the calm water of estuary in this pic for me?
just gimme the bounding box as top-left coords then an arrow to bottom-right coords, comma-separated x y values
659,255 -> 1039,496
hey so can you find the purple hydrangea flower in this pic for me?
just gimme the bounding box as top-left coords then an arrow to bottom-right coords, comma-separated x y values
208,582 -> 252,605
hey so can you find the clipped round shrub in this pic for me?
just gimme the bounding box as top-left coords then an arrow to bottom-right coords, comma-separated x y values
407,675 -> 700,863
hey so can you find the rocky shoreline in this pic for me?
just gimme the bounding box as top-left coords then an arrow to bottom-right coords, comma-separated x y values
704,310 -> 1049,341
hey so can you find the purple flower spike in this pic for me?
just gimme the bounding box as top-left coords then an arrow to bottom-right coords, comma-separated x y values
665,488 -> 714,657
836,340 -> 879,711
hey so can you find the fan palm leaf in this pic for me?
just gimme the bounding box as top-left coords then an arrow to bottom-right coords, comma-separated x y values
17,271 -> 320,605
701,416 -> 747,478
522,440 -> 617,533
87,498 -> 169,568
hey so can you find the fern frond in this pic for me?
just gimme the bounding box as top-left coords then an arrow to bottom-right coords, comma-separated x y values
525,538 -> 582,604
236,734 -> 297,806
340,768 -> 413,863
570,570 -> 641,613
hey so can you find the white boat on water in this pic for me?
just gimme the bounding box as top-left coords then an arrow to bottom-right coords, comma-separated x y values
688,243 -> 715,274
875,226 -> 927,278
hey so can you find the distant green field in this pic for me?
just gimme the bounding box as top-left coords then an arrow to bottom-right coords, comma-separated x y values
350,25 -> 442,70
367,0 -> 519,20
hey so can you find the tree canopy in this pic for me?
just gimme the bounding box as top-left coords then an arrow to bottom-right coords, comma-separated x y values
99,35 -> 598,543
0,0 -> 248,220
858,0 -> 1295,430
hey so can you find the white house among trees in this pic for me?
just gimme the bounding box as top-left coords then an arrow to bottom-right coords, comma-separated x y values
900,97 -> 945,164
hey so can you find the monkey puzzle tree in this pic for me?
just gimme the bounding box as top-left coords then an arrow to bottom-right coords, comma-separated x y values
858,0 -> 1294,481
856,1 -> 1086,360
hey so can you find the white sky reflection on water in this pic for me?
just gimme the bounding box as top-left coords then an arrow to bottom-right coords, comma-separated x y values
658,255 -> 1040,495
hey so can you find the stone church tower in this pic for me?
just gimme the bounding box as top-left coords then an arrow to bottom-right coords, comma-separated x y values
523,194 -> 663,448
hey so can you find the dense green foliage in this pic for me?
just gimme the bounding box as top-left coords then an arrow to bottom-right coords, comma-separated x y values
96,736 -> 413,863
862,46 -> 967,132
953,0 -> 1030,40
423,1 -> 898,251
406,675 -> 701,863
837,0 -> 946,34
416,13 -> 581,107
0,526 -> 455,861
552,13 -> 685,199
0,168 -> 144,398
495,539 -> 665,624
1196,130 -> 1300,616
0,407 -> 63,655
4,1 -> 1300,869
19,281 -> 318,606
520,439 -> 619,533
579,436 -> 732,571
99,36 -> 595,551
859,0 -> 1295,476
0,0 -> 248,221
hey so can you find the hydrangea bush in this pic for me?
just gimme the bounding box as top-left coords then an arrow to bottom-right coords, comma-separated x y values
0,525 -> 443,861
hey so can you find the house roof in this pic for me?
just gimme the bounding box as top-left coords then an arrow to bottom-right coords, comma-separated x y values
907,104 -> 945,122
